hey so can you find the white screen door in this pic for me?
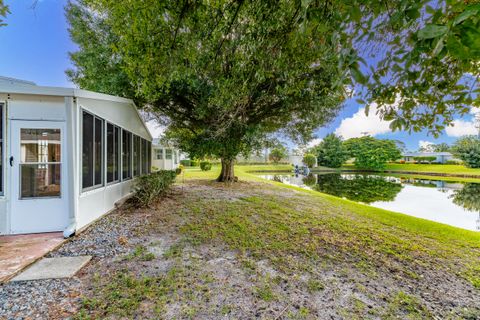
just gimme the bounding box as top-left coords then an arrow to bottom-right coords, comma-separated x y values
10,120 -> 68,234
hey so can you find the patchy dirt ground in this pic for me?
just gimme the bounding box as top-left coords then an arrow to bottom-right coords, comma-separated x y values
1,180 -> 480,319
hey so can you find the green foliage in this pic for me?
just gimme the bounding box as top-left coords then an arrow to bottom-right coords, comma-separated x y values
451,183 -> 480,212
413,156 -> 437,163
131,171 -> 176,208
180,159 -> 191,167
175,165 -> 184,175
190,160 -> 199,167
452,136 -> 480,168
352,2 -> 480,136
432,143 -> 451,152
302,154 -> 317,168
199,161 -> 212,171
313,133 -> 348,168
0,0 -> 8,27
269,147 -> 288,164
67,0 -> 355,181
344,137 -> 402,170
312,174 -> 403,204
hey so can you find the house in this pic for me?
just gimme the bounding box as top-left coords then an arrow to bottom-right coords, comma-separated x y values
151,138 -> 180,170
402,152 -> 458,164
0,77 -> 152,236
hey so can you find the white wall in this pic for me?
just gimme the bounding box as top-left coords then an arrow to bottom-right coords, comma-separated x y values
152,147 -> 179,170
77,97 -> 150,140
75,97 -> 152,232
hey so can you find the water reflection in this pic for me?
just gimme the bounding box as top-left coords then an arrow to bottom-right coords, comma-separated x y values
261,173 -> 480,232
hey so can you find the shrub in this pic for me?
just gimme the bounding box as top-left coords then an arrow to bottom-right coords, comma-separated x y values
180,159 -> 191,166
413,156 -> 437,163
190,159 -> 199,167
446,160 -> 461,165
175,165 -> 184,175
200,160 -> 212,171
452,136 -> 480,168
131,170 -> 176,207
303,153 -> 316,168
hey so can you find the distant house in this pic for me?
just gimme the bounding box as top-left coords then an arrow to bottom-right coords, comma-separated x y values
151,138 -> 180,170
402,152 -> 458,164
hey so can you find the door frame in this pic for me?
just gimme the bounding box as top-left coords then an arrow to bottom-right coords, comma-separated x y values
8,119 -> 69,234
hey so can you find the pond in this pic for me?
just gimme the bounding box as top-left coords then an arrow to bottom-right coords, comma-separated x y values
259,173 -> 480,232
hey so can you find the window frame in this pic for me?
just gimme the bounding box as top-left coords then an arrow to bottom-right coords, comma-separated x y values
81,110 -> 104,191
0,103 -> 4,196
106,122 -> 121,185
121,129 -> 133,181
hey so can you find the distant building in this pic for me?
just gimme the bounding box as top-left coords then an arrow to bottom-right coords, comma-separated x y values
151,138 -> 181,170
402,152 -> 458,164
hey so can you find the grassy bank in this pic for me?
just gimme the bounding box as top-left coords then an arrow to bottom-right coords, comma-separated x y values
74,165 -> 480,319
341,163 -> 480,176
183,163 -> 292,180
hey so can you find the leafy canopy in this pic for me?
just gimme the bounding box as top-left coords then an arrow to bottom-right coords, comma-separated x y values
350,1 -> 480,136
313,133 -> 349,168
0,0 -> 9,27
344,136 -> 402,170
67,0 -> 356,166
452,136 -> 480,168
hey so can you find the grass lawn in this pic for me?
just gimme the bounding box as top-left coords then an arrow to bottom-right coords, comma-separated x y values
71,165 -> 480,319
341,163 -> 480,176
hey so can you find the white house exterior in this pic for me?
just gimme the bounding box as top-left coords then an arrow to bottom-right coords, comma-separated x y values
402,152 -> 458,164
0,78 -> 152,235
151,138 -> 180,170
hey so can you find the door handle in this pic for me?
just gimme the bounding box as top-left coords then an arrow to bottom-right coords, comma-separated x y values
9,156 -> 13,167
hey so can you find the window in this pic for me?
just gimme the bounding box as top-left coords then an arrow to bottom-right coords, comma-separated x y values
107,123 -> 120,183
142,139 -> 148,174
174,150 -> 178,164
133,135 -> 141,176
155,148 -> 163,160
0,103 -> 3,194
82,111 -> 104,189
122,130 -> 132,180
94,117 -> 103,185
165,149 -> 172,160
147,141 -> 152,173
114,126 -> 121,181
20,129 -> 61,198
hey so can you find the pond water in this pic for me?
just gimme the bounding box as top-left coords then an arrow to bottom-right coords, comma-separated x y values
259,173 -> 480,232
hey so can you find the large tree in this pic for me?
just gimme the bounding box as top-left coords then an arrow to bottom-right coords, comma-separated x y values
313,133 -> 348,168
344,136 -> 402,170
67,0 -> 361,182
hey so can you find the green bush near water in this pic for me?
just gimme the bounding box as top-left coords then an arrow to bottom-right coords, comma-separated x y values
131,170 -> 176,208
200,161 -> 212,171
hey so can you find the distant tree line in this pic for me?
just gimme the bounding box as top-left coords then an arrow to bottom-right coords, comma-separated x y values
310,134 -> 480,169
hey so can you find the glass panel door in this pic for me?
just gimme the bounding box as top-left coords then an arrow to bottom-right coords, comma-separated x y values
20,129 -> 61,198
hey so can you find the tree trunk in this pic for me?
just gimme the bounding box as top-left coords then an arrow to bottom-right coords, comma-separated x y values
217,158 -> 236,182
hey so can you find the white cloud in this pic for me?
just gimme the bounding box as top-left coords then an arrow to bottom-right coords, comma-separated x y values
418,140 -> 434,151
306,138 -> 323,149
445,119 -> 478,137
335,105 -> 392,139
145,120 -> 166,139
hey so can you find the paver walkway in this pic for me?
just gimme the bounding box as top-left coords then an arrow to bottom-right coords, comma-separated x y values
0,232 -> 64,282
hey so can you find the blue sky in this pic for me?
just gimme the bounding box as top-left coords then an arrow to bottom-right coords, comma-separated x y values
0,0 -> 478,150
